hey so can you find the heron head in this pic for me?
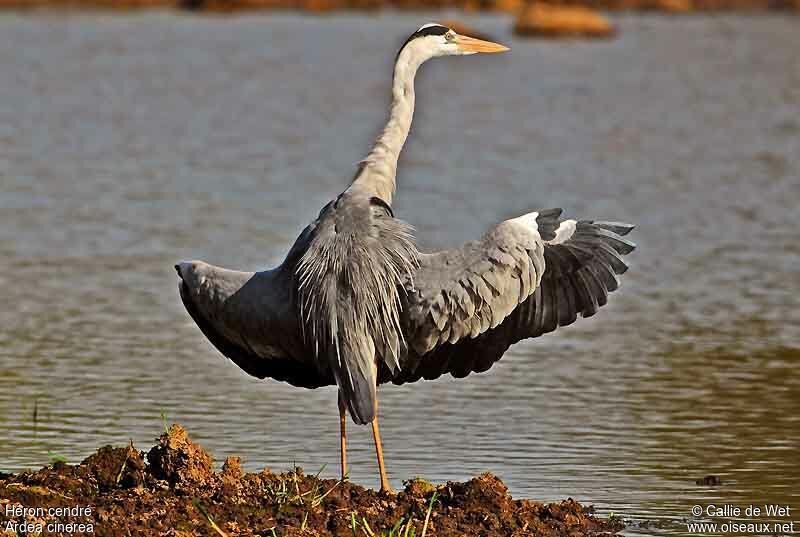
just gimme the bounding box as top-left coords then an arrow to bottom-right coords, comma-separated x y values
399,23 -> 509,64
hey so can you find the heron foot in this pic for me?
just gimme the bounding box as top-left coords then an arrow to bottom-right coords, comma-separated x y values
379,484 -> 397,495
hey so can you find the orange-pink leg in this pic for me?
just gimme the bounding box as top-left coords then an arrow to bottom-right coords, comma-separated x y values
338,391 -> 348,482
371,408 -> 395,494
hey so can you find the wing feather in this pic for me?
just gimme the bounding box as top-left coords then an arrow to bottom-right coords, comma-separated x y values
177,263 -> 332,389
388,215 -> 635,386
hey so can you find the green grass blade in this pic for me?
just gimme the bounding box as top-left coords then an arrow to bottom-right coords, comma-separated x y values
421,491 -> 438,537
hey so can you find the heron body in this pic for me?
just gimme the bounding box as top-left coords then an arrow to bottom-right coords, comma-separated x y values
176,23 -> 635,493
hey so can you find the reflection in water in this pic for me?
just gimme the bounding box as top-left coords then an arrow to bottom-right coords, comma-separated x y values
0,13 -> 798,535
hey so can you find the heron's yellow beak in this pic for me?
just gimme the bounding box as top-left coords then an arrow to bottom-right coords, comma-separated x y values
454,34 -> 510,54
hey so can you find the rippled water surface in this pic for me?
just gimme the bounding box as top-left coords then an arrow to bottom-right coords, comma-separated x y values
1,12 -> 798,535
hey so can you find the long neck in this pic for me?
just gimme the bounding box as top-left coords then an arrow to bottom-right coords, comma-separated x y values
350,48 -> 424,205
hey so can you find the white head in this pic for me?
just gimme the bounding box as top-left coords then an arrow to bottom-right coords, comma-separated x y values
397,23 -> 509,67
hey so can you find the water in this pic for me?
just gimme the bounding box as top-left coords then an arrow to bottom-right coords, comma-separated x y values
1,12 -> 798,535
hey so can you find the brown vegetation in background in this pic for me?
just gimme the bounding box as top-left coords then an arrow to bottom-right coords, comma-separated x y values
0,0 -> 797,12
514,3 -> 615,37
0,424 -> 624,536
0,0 -> 170,8
0,0 -> 795,42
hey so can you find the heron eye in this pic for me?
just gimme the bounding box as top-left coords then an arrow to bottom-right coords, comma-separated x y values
445,32 -> 455,42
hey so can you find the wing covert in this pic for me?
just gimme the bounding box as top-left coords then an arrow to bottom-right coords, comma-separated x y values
389,212 -> 635,386
401,209 -> 560,356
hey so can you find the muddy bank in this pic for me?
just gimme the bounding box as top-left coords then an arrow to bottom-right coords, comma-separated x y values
0,425 -> 623,536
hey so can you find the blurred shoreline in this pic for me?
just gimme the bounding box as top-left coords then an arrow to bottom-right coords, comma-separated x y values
0,0 -> 797,14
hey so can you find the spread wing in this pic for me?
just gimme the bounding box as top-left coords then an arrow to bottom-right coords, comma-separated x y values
388,209 -> 635,385
177,261 -> 335,389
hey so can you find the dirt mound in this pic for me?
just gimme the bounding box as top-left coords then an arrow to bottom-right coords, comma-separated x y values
0,425 -> 623,536
147,424 -> 214,488
82,442 -> 146,491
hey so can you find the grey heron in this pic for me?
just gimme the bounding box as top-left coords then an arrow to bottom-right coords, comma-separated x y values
175,23 -> 635,493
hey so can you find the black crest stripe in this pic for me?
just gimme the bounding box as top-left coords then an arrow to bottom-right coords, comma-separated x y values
397,24 -> 450,57
414,24 -> 450,37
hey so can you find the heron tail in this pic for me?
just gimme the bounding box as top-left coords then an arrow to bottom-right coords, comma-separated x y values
330,334 -> 378,425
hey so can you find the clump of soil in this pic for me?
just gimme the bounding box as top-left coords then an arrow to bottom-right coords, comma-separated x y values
0,425 -> 623,536
147,424 -> 214,489
83,442 -> 146,491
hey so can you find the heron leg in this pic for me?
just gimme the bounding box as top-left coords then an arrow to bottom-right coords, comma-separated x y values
338,391 -> 348,482
371,411 -> 395,494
